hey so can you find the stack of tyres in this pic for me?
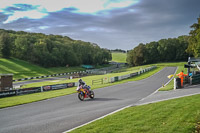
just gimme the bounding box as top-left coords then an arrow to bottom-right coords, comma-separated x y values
175,78 -> 181,89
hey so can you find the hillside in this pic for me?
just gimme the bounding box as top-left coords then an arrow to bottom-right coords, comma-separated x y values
0,58 -> 85,79
111,52 -> 127,63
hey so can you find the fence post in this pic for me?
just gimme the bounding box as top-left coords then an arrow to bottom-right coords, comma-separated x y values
41,86 -> 43,92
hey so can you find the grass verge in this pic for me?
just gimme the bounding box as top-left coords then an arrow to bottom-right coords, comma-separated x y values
70,94 -> 200,133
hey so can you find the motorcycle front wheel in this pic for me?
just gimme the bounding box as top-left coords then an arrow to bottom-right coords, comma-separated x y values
78,93 -> 84,101
89,90 -> 94,99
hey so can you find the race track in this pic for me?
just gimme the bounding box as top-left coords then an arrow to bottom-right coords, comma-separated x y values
0,67 -> 176,133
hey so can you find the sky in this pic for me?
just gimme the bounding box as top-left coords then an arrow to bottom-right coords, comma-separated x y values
0,0 -> 200,50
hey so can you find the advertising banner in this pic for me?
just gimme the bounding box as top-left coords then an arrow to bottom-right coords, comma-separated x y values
0,90 -> 16,98
51,84 -> 68,90
16,87 -> 41,95
43,86 -> 52,91
67,83 -> 75,87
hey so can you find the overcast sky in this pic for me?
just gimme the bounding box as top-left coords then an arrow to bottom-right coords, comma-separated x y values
0,0 -> 200,50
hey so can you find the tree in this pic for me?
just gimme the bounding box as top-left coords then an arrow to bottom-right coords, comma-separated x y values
0,32 -> 11,58
187,17 -> 200,57
145,41 -> 159,64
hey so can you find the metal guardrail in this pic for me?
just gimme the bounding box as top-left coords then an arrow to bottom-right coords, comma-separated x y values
0,82 -> 76,98
92,66 -> 156,85
191,74 -> 200,84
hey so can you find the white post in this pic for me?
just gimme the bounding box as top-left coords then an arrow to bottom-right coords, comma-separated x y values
41,86 -> 43,92
174,78 -> 176,90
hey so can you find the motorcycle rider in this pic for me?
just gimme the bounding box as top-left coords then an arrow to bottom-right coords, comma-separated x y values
78,79 -> 90,93
79,79 -> 85,87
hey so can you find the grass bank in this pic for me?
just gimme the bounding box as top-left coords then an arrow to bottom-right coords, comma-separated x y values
0,58 -> 85,79
111,52 -> 127,63
71,94 -> 200,133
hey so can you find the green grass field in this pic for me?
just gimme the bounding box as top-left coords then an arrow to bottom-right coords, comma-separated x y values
111,52 -> 127,63
71,94 -> 200,133
0,58 -> 85,79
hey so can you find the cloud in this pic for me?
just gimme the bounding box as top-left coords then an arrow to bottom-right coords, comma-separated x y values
0,0 -> 200,50
3,10 -> 48,24
0,0 -> 139,23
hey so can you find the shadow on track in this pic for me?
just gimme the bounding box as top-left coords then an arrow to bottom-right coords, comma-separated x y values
83,97 -> 121,102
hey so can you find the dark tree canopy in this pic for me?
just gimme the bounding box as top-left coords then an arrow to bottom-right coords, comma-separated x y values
127,36 -> 189,66
0,29 -> 112,67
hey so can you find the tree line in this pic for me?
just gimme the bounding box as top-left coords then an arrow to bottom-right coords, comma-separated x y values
127,16 -> 200,66
0,29 -> 112,67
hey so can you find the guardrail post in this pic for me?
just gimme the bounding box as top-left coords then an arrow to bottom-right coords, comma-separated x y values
41,86 -> 43,92
190,77 -> 192,85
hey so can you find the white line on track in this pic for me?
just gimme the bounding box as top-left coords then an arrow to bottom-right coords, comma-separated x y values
64,105 -> 132,133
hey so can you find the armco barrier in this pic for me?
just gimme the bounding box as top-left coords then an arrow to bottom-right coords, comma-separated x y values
16,87 -> 41,95
0,90 -> 16,98
0,82 -> 76,98
191,74 -> 200,84
110,66 -> 156,83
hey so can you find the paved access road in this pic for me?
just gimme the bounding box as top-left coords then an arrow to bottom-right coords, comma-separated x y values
0,67 -> 176,133
13,75 -> 69,88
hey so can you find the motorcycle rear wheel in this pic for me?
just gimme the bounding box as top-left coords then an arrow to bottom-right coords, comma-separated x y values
78,93 -> 84,101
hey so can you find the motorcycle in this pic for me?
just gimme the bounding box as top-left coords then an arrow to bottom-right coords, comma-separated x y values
76,85 -> 94,101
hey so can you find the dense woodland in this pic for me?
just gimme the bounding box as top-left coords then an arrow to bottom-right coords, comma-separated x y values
0,29 -> 112,67
127,17 -> 200,66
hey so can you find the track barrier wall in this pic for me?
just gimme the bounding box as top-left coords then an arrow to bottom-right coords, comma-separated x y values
190,74 -> 200,85
92,66 -> 157,84
110,66 -> 156,83
0,82 -> 76,98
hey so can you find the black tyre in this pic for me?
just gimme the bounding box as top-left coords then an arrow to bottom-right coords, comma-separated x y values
78,93 -> 84,101
89,90 -> 94,99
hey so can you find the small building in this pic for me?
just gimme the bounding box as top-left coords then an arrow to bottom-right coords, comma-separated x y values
0,74 -> 13,91
81,65 -> 94,69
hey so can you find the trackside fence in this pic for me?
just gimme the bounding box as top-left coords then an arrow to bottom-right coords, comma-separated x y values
190,74 -> 200,85
110,66 -> 156,83
92,77 -> 110,85
0,82 -> 77,98
92,79 -> 103,85
93,66 -> 157,84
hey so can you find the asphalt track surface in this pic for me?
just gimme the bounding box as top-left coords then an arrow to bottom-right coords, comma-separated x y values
0,67 -> 176,133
